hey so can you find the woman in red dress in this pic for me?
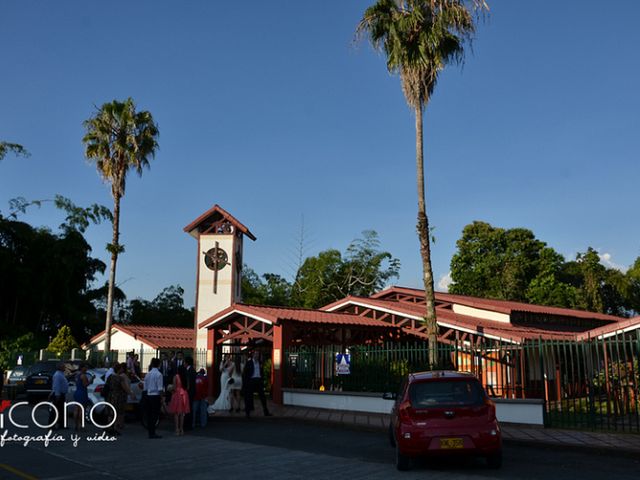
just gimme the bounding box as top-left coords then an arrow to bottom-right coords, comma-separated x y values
168,373 -> 190,435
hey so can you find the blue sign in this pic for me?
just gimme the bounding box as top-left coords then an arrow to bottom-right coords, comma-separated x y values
335,353 -> 351,375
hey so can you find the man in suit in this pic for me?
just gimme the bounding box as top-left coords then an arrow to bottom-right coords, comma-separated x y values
183,356 -> 197,430
159,353 -> 173,385
242,350 -> 271,418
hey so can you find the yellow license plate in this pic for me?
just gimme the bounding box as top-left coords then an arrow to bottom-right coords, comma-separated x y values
35,379 -> 46,385
439,438 -> 464,449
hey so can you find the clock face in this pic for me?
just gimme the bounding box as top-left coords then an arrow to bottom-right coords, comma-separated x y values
204,247 -> 228,271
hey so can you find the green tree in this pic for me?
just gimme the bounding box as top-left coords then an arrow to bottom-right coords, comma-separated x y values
126,285 -> 193,327
450,221 -> 548,301
83,98 -> 159,357
291,250 -> 343,309
450,221 -> 636,316
291,231 -> 400,309
241,268 -> 293,306
0,216 -> 106,343
526,248 -> 579,308
0,141 -> 29,161
0,333 -> 39,369
47,325 -> 79,356
358,0 -> 483,366
627,257 -> 640,314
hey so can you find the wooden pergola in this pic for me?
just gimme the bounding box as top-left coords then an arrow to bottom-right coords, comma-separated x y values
199,304 -> 403,403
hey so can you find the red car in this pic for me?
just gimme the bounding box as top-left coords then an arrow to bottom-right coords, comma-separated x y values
385,370 -> 502,471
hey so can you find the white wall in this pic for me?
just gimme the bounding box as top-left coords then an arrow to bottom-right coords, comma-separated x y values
283,390 -> 544,426
452,304 -> 511,324
195,234 -> 236,352
283,390 -> 395,415
92,330 -> 154,351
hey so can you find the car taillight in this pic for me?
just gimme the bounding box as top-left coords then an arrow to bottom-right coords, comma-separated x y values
398,401 -> 412,422
484,397 -> 496,421
95,384 -> 103,394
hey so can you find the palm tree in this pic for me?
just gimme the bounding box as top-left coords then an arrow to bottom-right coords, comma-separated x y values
0,142 -> 29,161
83,98 -> 159,359
358,0 -> 484,366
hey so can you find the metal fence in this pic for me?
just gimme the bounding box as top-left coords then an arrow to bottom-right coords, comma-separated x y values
284,332 -> 640,433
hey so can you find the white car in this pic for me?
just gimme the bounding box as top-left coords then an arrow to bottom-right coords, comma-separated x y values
67,369 -> 145,421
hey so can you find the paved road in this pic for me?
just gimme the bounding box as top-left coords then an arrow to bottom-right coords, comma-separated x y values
0,408 -> 639,479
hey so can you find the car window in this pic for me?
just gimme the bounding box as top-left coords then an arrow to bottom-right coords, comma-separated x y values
27,363 -> 57,376
409,380 -> 484,408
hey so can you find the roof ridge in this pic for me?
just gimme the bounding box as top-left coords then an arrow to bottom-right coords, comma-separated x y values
238,302 -> 365,316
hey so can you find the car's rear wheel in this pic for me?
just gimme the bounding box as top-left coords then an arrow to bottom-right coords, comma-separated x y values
395,444 -> 411,471
388,423 -> 396,447
486,450 -> 503,469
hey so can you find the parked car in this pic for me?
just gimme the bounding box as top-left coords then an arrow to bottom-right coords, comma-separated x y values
67,368 -> 146,423
24,360 -> 83,403
385,370 -> 502,471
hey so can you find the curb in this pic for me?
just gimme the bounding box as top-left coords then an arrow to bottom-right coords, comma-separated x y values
502,437 -> 640,459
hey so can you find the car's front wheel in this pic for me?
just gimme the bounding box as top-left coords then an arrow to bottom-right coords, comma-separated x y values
395,444 -> 411,471
486,450 -> 503,469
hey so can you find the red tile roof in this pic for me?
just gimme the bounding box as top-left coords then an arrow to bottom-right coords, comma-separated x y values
323,296 -> 587,343
85,325 -> 194,350
371,286 -> 622,323
576,316 -> 640,341
199,303 -> 398,330
183,204 -> 256,241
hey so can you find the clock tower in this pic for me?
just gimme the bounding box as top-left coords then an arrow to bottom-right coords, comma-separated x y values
184,205 -> 256,355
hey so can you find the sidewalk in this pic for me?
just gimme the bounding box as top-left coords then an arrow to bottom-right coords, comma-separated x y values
264,402 -> 640,456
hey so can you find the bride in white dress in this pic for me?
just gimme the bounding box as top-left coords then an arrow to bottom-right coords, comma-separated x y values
209,356 -> 234,413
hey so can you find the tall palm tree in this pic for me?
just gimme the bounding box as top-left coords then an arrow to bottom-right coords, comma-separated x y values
358,0 -> 483,366
0,141 -> 29,161
83,98 -> 159,359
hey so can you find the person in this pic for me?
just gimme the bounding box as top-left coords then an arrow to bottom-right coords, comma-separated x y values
193,369 -> 209,428
242,351 -> 271,418
183,356 -> 197,430
210,356 -> 233,413
133,354 -> 142,378
73,363 -> 92,431
159,352 -> 173,387
126,352 -> 135,374
106,362 -> 135,435
230,356 -> 243,413
49,362 -> 68,429
167,370 -> 190,436
173,351 -> 185,374
143,358 -> 164,439
104,364 -> 115,381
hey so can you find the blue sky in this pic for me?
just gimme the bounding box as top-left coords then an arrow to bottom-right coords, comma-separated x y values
1,1 -> 639,307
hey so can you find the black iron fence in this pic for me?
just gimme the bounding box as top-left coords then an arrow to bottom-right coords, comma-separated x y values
284,332 -> 640,433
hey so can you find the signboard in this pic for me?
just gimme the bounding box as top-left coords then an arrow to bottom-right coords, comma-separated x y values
335,353 -> 351,375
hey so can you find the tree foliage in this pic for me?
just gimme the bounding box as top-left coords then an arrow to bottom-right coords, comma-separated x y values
0,333 -> 38,369
0,141 -> 29,161
291,230 -> 400,309
47,325 -> 79,355
0,216 -> 106,343
241,231 -> 400,310
242,268 -> 293,306
450,221 -> 639,316
126,285 -> 193,328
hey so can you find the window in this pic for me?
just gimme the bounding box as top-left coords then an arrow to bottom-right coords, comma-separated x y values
409,379 -> 484,408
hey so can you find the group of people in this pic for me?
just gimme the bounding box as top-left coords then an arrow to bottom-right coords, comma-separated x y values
143,353 -> 209,438
209,350 -> 271,419
43,349 -> 272,439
